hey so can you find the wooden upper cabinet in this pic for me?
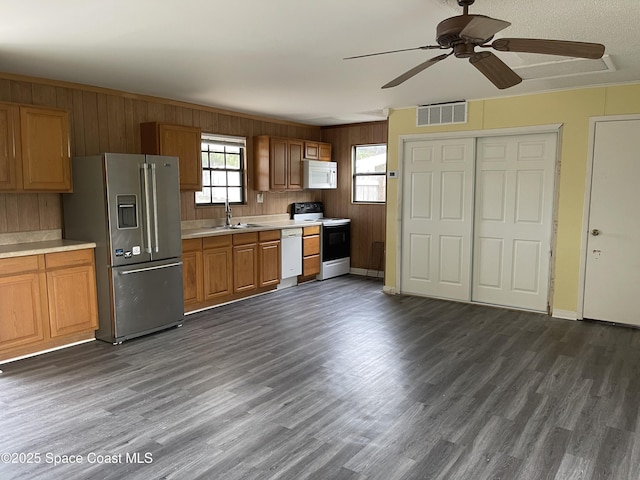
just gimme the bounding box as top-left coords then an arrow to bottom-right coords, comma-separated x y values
140,122 -> 202,191
304,141 -> 332,161
0,104 -> 74,193
20,106 -> 72,192
254,135 -> 303,191
0,104 -> 18,191
287,139 -> 303,190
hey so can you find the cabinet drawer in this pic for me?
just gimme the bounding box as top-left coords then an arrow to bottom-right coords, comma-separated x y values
182,238 -> 203,253
302,255 -> 320,276
0,255 -> 41,276
259,230 -> 280,242
233,232 -> 258,246
303,225 -> 320,236
45,249 -> 94,270
203,235 -> 232,249
303,235 -> 320,256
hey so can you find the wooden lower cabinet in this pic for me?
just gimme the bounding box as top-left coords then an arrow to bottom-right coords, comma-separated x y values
301,225 -> 321,278
259,230 -> 281,288
0,248 -> 98,362
182,230 -> 282,313
182,238 -> 204,306
204,236 -> 233,300
45,250 -> 98,339
233,232 -> 258,294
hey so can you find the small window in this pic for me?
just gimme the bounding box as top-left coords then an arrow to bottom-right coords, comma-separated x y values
353,144 -> 387,203
196,134 -> 246,206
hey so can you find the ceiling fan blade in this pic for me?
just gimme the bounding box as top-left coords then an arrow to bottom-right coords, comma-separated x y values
469,52 -> 522,89
344,45 -> 442,60
381,53 -> 451,89
460,15 -> 511,43
492,38 -> 605,59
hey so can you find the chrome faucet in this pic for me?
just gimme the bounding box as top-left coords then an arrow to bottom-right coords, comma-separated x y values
225,197 -> 232,227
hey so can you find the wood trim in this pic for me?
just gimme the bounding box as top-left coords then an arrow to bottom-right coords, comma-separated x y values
0,71 -> 317,128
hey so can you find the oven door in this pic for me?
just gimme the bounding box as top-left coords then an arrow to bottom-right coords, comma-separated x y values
322,223 -> 350,261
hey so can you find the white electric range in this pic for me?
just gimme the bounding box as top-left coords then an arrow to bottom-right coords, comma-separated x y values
291,202 -> 351,280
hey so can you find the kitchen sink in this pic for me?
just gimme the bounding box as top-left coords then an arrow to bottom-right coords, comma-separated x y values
210,223 -> 263,231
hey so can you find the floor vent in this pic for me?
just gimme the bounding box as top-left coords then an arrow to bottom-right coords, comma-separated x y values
417,101 -> 467,127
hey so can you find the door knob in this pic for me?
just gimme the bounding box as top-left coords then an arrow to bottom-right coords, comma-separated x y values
591,229 -> 600,236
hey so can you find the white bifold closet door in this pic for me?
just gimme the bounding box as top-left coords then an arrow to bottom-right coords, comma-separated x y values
401,138 -> 475,301
401,132 -> 556,312
472,133 -> 557,311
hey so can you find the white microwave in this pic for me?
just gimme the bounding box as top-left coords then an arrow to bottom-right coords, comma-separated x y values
302,160 -> 337,189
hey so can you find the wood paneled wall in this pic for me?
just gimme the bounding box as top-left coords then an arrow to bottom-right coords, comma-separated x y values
0,73 -> 322,234
320,121 -> 388,271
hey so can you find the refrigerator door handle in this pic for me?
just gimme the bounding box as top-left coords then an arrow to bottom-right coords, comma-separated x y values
151,163 -> 160,253
119,261 -> 183,275
142,163 -> 153,254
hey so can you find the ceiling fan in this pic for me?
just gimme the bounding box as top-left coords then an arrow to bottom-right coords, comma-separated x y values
345,0 -> 606,90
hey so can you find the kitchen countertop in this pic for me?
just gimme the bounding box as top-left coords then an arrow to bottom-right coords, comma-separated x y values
181,219 -> 321,240
0,239 -> 97,259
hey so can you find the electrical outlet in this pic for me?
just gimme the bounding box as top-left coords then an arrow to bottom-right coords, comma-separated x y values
257,193 -> 264,203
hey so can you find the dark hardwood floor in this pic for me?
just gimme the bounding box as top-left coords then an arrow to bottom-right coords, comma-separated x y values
2,275 -> 640,479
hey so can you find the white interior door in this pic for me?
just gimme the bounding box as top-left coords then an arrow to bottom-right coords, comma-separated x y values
472,133 -> 557,312
583,119 -> 640,325
401,138 -> 475,300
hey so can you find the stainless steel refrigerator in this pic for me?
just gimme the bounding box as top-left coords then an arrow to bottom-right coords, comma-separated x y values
63,153 -> 184,344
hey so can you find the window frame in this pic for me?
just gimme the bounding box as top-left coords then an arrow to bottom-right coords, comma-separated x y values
352,143 -> 388,204
196,133 -> 247,207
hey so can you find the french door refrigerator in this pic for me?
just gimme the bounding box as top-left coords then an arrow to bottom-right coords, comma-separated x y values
63,153 -> 184,344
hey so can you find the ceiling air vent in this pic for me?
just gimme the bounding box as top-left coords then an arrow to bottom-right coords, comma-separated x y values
417,101 -> 467,127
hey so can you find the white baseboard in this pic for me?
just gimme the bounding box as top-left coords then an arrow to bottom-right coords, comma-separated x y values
552,309 -> 579,320
0,338 -> 96,370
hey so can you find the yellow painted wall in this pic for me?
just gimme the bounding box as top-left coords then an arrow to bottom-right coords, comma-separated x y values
385,82 -> 640,314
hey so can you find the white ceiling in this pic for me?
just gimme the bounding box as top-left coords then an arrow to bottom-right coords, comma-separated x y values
2,0 -> 640,126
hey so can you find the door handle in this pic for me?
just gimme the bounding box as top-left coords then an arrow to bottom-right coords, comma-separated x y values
591,229 -> 600,236
151,163 -> 159,253
141,164 -> 152,253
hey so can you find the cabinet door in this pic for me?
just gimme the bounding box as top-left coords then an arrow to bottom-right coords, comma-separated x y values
270,137 -> 288,190
0,104 -> 18,190
319,142 -> 332,161
182,250 -> 203,306
47,264 -> 98,338
233,243 -> 258,293
0,272 -> 47,351
204,246 -> 233,300
158,124 -> 202,191
287,139 -> 303,190
303,255 -> 320,276
304,141 -> 319,160
303,234 -> 320,256
20,106 -> 71,192
259,240 -> 281,288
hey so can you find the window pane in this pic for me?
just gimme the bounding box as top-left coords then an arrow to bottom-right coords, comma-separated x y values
195,188 -> 211,204
227,145 -> 240,154
354,174 -> 386,203
210,144 -> 224,153
354,145 -> 387,174
228,171 -> 241,187
228,187 -> 242,203
212,171 -> 227,186
226,153 -> 240,169
201,152 -> 209,168
211,152 -> 225,168
202,170 -> 211,187
211,187 -> 227,203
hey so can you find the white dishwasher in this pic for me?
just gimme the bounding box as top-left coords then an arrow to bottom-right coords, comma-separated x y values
279,227 -> 302,289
